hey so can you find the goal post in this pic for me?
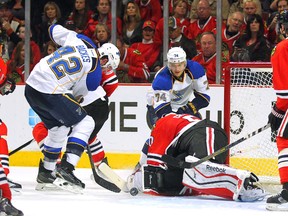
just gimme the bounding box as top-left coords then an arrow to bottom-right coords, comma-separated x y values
224,62 -> 280,188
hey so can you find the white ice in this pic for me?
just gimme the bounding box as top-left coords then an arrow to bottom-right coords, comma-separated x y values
8,167 -> 286,216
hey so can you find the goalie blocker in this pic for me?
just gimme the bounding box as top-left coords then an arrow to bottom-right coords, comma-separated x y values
126,113 -> 265,201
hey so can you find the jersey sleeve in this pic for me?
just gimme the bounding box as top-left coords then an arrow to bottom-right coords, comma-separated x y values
49,24 -> 78,47
187,61 -> 211,110
150,68 -> 173,118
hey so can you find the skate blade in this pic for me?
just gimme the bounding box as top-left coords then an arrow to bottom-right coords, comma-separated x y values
11,188 -> 22,196
35,182 -> 60,191
53,178 -> 84,194
266,203 -> 288,211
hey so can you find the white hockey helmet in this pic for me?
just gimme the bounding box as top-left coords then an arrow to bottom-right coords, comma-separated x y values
98,43 -> 120,69
167,47 -> 186,64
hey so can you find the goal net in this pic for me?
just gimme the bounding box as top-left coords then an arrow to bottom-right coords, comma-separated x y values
224,62 -> 280,192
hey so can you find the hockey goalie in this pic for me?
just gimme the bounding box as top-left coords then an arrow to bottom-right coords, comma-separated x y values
126,113 -> 266,202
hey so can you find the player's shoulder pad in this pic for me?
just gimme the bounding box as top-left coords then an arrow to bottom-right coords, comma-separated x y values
186,60 -> 206,79
77,34 -> 98,49
152,67 -> 172,91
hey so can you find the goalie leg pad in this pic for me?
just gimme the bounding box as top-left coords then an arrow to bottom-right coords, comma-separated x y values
183,156 -> 265,201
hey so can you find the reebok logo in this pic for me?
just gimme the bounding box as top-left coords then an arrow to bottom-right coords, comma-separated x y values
206,165 -> 226,173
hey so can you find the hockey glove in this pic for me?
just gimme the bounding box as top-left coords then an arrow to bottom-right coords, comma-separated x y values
0,78 -> 16,96
177,102 -> 202,119
268,105 -> 285,131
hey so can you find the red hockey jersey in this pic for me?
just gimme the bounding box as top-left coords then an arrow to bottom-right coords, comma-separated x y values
271,38 -> 288,111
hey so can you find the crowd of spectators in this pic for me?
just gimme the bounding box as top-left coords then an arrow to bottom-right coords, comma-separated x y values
0,0 -> 285,84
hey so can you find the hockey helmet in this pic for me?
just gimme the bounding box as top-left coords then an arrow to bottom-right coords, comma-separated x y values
98,43 -> 120,70
167,47 -> 186,64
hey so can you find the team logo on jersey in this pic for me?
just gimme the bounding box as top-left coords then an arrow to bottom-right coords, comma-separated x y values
133,50 -> 141,55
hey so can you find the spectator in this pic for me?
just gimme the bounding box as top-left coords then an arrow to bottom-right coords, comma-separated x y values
122,0 -> 144,47
93,23 -> 111,47
212,11 -> 244,57
154,15 -> 189,47
84,0 -> 122,39
186,0 -> 218,51
42,40 -> 58,57
65,0 -> 93,34
169,16 -> 197,59
9,0 -> 24,21
243,0 -> 263,22
192,32 -> 229,84
39,1 -> 63,52
6,24 -> 41,66
231,14 -> 272,62
6,41 -> 36,84
171,0 -> 191,36
135,0 -> 162,24
229,0 -> 262,17
130,20 -> 160,72
0,2 -> 21,57
116,37 -> 150,83
169,0 -> 192,17
0,1 -> 21,31
189,0 -> 230,22
267,0 -> 288,45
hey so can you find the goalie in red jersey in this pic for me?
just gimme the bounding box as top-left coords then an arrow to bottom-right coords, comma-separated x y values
267,10 -> 288,212
126,113 -> 265,202
0,57 -> 23,215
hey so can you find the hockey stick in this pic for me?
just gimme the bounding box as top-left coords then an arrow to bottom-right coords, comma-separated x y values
162,123 -> 271,169
9,138 -> 34,156
86,144 -> 121,193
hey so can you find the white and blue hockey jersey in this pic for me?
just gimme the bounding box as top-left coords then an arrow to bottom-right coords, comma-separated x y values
147,60 -> 210,118
26,24 -> 102,98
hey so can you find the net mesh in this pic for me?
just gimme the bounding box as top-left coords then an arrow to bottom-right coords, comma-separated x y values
228,66 -> 280,192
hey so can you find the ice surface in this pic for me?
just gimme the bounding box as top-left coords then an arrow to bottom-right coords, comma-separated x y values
7,167 -> 286,216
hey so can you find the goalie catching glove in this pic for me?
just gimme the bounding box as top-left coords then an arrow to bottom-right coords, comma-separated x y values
268,105 -> 286,131
177,101 -> 202,119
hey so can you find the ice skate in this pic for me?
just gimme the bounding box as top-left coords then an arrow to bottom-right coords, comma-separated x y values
0,197 -> 23,216
266,189 -> 288,211
35,160 -> 58,191
7,179 -> 22,190
7,178 -> 22,195
54,159 -> 85,194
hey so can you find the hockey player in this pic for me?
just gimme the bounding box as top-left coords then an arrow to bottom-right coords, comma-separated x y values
32,63 -> 119,189
0,57 -> 23,215
126,113 -> 265,202
144,46 -> 210,160
147,46 -> 210,123
24,24 -> 120,191
0,119 -> 22,190
266,10 -> 288,211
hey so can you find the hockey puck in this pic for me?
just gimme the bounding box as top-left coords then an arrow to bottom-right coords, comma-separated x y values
129,187 -> 138,196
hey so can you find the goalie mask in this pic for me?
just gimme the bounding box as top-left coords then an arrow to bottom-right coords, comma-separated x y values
98,43 -> 120,70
